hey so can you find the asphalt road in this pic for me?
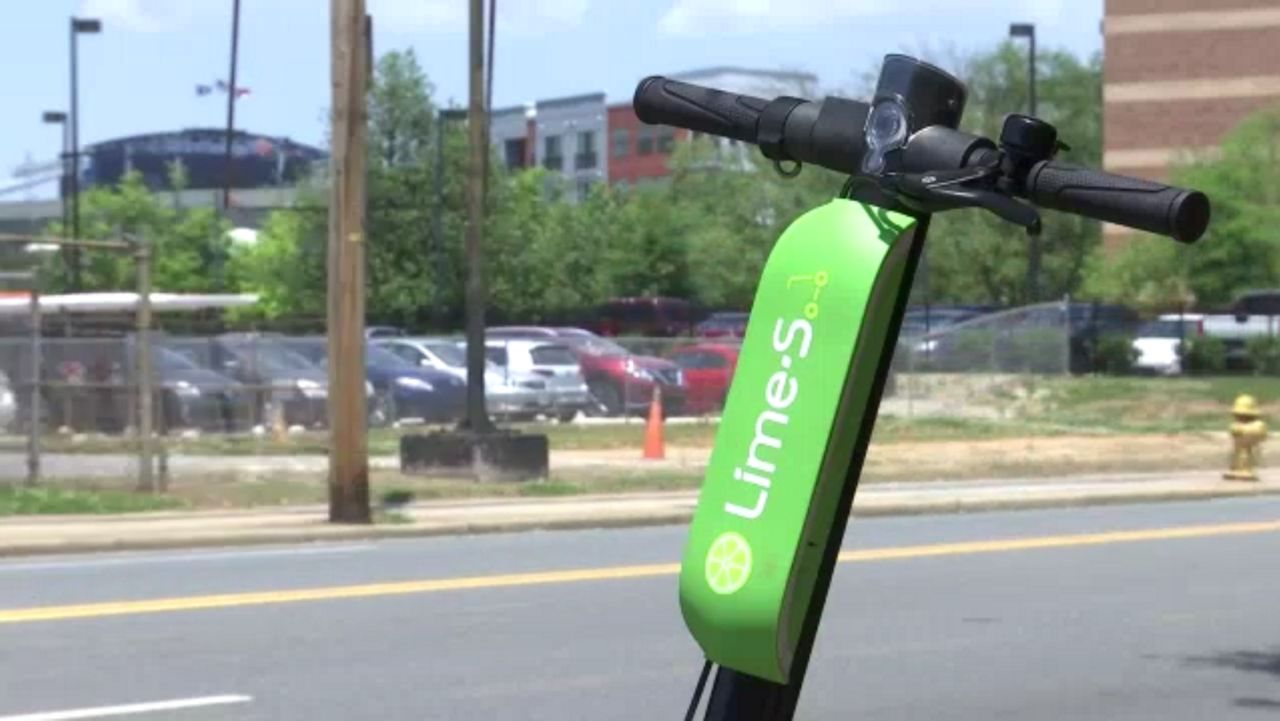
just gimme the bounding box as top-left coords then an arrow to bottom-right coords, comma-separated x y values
2,498 -> 1279,720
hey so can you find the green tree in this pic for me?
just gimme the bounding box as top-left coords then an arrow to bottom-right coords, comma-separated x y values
925,43 -> 1103,305
1086,106 -> 1280,308
40,170 -> 231,293
227,191 -> 327,319
235,48 -> 470,328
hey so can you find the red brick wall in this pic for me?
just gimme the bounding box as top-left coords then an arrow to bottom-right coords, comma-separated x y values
606,104 -> 686,185
1108,0 -> 1274,14
1103,0 -> 1280,248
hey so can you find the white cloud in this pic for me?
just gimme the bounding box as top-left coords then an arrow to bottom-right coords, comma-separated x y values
78,0 -> 591,35
370,0 -> 590,32
659,0 -> 1066,35
659,0 -> 886,35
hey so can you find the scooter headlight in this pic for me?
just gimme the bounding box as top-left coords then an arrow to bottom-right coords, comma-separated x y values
862,99 -> 909,175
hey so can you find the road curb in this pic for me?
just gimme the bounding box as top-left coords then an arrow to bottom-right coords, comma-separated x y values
2,483 -> 1277,558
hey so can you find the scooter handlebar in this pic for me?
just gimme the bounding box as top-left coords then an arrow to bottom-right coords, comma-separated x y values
633,76 -> 768,145
1024,161 -> 1210,243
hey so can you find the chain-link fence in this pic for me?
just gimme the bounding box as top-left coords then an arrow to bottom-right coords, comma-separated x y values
885,301 -> 1073,420
0,306 -> 1088,493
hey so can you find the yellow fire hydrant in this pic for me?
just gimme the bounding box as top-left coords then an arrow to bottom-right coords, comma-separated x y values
1224,394 -> 1267,481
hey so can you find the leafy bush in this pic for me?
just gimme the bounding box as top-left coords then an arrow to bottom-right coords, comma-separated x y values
1179,337 -> 1227,375
1246,336 -> 1280,375
1094,334 -> 1139,375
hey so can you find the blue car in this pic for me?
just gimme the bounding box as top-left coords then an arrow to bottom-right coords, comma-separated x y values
286,338 -> 466,425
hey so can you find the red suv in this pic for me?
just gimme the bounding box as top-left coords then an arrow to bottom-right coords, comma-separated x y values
488,326 -> 686,416
668,343 -> 740,415
590,297 -> 702,337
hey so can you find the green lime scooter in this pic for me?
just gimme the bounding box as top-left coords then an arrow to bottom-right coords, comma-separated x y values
633,54 -> 1210,721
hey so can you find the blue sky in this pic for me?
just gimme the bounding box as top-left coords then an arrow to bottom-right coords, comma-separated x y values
1,0 -> 1101,196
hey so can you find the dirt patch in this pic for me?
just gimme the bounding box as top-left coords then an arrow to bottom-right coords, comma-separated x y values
551,431 -> 1234,483
863,432 -> 1228,481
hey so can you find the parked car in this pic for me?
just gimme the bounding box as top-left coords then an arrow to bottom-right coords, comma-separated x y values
366,326 -> 406,339
480,339 -> 592,422
3,338 -> 253,433
589,297 -> 703,337
168,334 -> 331,428
150,346 -> 254,431
285,338 -> 466,425
488,326 -> 686,415
0,370 -> 14,431
376,337 -> 555,422
695,312 -> 749,340
668,343 -> 739,415
1132,315 -> 1204,376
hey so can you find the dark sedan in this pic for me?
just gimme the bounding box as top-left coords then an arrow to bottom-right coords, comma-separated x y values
153,347 -> 254,431
286,338 -> 466,425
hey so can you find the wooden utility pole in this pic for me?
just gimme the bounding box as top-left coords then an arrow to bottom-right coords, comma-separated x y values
462,0 -> 492,433
327,0 -> 371,523
135,239 -> 155,493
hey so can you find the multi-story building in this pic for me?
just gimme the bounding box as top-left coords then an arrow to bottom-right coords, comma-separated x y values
534,93 -> 608,200
489,103 -> 535,172
608,67 -> 818,188
1103,0 -> 1280,246
494,68 -> 820,196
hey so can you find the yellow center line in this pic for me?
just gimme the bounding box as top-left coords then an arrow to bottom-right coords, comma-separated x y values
3,519 -> 1278,625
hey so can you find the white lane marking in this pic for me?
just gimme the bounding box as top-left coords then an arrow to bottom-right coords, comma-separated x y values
0,544 -> 373,573
0,695 -> 252,720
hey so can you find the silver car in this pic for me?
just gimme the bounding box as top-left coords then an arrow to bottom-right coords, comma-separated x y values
376,337 -> 552,421
0,371 -> 14,431
483,339 -> 592,423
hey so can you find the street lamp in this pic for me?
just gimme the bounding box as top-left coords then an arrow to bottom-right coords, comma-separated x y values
41,111 -> 70,238
69,16 -> 102,292
434,108 -> 468,330
1009,23 -> 1037,117
1009,22 -> 1040,302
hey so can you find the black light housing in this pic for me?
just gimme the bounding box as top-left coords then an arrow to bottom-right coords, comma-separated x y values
72,17 -> 102,33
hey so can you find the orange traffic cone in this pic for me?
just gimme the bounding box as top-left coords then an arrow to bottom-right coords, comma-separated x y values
643,386 -> 665,460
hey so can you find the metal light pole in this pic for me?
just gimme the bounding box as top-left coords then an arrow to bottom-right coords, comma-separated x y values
69,16 -> 102,292
41,111 -> 69,236
1010,22 -> 1039,303
223,0 -> 242,212
435,109 -> 466,331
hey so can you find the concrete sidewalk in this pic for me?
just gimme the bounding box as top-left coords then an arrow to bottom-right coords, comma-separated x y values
2,471 -> 1277,557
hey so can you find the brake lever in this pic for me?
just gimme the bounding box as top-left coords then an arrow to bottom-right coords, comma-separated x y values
886,168 -> 1042,234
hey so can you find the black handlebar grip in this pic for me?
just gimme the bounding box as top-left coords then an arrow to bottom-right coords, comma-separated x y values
633,76 -> 767,144
1025,161 -> 1210,243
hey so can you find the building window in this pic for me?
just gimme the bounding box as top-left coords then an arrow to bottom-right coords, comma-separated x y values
612,129 -> 630,158
577,178 -> 593,202
543,135 -> 563,171
637,126 -> 655,156
504,138 -> 527,170
657,128 -> 676,154
575,130 -> 597,170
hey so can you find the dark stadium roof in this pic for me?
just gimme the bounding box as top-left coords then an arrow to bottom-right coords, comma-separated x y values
85,128 -> 326,157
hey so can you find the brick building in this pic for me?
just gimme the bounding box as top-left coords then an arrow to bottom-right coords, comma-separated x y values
493,67 -> 819,198
1104,0 -> 1280,243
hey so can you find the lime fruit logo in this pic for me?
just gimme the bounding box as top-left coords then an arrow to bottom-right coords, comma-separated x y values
705,531 -> 753,595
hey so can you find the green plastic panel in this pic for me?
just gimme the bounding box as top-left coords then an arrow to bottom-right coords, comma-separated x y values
679,199 -> 917,683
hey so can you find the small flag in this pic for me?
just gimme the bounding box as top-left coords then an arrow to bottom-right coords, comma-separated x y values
234,87 -> 251,98
195,84 -> 213,96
